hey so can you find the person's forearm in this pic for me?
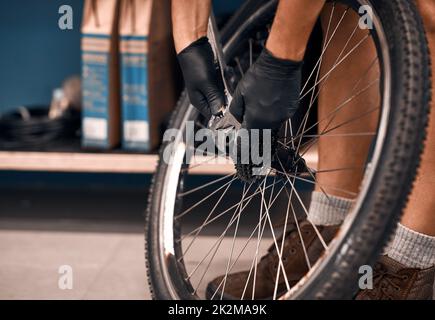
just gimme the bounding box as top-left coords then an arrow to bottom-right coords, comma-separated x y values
172,0 -> 211,53
267,0 -> 325,61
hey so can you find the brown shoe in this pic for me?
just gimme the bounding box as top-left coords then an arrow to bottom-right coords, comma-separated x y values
356,255 -> 435,300
206,220 -> 339,300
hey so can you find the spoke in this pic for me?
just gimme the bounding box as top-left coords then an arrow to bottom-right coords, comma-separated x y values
176,176 -> 237,220
240,209 -> 269,300
300,3 -> 341,94
251,179 -> 266,300
288,195 -> 312,270
181,155 -> 220,173
300,33 -> 371,102
194,183 -> 250,295
296,22 -> 364,155
306,167 -> 332,203
284,121 -> 289,147
282,120 -> 297,148
298,24 -> 330,149
240,178 -> 272,300
287,119 -> 296,149
182,177 -> 241,258
311,105 -> 381,144
297,136 -> 318,155
317,56 -> 379,135
235,56 -> 244,76
239,175 -> 293,299
278,159 -> 328,250
307,20 -> 359,99
249,38 -> 253,67
294,78 -> 380,142
296,5 -> 345,154
342,55 -> 379,95
220,184 -> 247,299
259,180 -> 291,292
301,132 -> 376,138
298,105 -> 381,159
178,173 -> 235,197
273,168 -> 358,197
251,176 -> 276,299
314,166 -> 365,174
210,216 -> 267,300
189,177 -> 269,286
272,174 -> 296,299
187,176 -> 275,278
187,182 -> 251,282
210,180 -> 289,300
179,178 -> 284,241
277,140 -> 293,151
272,185 -> 314,300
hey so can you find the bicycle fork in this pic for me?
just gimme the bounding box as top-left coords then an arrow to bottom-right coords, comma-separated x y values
207,13 -> 241,131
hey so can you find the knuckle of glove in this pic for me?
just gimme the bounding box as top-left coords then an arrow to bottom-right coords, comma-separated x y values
244,106 -> 288,130
239,73 -> 297,130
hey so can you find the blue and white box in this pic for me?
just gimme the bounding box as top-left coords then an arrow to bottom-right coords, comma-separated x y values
119,0 -> 153,151
81,0 -> 120,149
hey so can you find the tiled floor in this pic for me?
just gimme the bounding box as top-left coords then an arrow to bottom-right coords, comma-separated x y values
0,230 -> 149,299
0,186 -> 275,300
0,228 -> 272,300
1,188 -> 433,300
0,188 -> 150,300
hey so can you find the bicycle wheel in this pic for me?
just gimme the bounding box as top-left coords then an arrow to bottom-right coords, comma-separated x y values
146,0 -> 431,300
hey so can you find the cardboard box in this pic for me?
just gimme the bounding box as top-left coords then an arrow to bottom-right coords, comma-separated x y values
119,0 -> 179,152
119,0 -> 152,151
81,0 -> 121,149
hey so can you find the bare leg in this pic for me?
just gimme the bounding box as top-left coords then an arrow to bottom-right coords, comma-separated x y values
316,4 -> 380,198
401,0 -> 435,236
316,1 -> 435,236
171,0 -> 325,58
267,0 -> 326,60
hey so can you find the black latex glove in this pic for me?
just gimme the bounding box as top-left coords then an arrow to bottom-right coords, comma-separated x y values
229,48 -> 303,130
177,37 -> 226,119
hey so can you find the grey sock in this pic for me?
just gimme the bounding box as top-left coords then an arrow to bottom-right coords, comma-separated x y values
307,191 -> 354,226
386,223 -> 435,269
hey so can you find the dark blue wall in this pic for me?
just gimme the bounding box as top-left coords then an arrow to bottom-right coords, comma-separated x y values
0,0 -> 84,112
0,0 -> 241,113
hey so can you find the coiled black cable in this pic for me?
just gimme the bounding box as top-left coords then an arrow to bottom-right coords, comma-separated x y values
0,105 -> 81,150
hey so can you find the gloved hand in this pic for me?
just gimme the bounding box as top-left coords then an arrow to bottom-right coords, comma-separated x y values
229,48 -> 303,130
177,37 -> 226,119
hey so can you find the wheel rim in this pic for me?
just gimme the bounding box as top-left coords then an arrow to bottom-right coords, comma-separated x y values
158,0 -> 392,300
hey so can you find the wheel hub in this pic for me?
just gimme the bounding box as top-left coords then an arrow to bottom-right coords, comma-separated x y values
235,135 -> 308,183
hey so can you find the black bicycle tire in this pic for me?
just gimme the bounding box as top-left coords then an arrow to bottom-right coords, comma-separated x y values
145,0 -> 431,300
